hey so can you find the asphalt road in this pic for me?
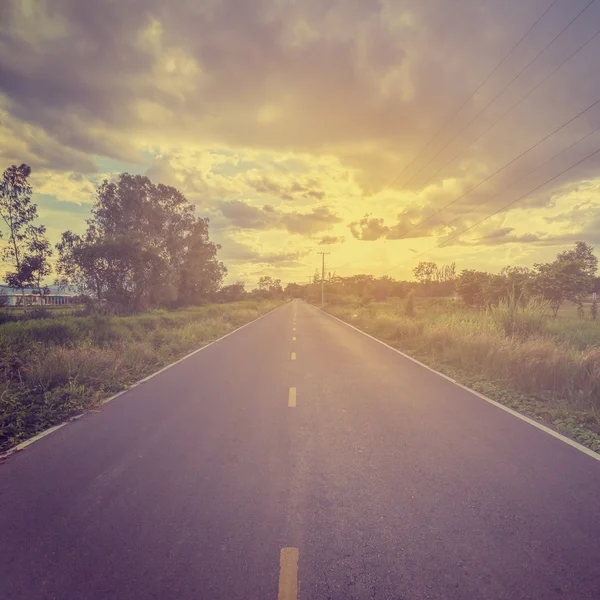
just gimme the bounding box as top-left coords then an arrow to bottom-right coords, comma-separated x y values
1,300 -> 600,599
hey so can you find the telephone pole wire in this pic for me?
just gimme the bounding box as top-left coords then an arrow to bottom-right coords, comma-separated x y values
317,252 -> 330,307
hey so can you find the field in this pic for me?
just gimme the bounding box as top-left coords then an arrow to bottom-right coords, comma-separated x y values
0,300 -> 282,452
323,296 -> 600,453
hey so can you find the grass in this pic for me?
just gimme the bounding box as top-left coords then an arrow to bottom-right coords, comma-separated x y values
322,296 -> 600,454
0,300 -> 283,453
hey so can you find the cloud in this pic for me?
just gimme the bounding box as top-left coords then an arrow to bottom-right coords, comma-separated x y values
319,235 -> 345,245
281,206 -> 341,234
218,236 -> 309,267
349,215 -> 390,241
220,200 -> 341,235
220,200 -> 275,229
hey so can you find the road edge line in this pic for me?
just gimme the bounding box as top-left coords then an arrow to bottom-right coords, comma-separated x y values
0,303 -> 285,461
317,305 -> 600,461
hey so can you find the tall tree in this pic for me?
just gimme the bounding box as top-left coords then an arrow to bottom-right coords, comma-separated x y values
56,173 -> 225,310
218,281 -> 246,303
456,269 -> 490,307
556,241 -> 598,278
413,261 -> 437,285
532,259 -> 590,317
22,226 -> 53,303
530,242 -> 597,316
0,164 -> 51,312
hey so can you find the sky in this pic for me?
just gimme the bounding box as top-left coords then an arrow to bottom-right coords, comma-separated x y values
1,0 -> 600,287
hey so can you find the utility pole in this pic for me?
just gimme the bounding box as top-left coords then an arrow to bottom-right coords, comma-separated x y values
317,251 -> 330,307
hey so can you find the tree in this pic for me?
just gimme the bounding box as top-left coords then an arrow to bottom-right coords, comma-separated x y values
413,261 -> 437,285
285,283 -> 305,299
557,241 -> 598,278
530,242 -> 596,317
435,263 -> 456,283
23,226 -> 53,304
456,269 -> 490,307
255,276 -> 283,298
218,282 -> 246,303
0,164 -> 51,313
531,260 -> 590,317
56,173 -> 225,311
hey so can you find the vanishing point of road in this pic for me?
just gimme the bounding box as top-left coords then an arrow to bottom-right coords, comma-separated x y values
1,300 -> 599,599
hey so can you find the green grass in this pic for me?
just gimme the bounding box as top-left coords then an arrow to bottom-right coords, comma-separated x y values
0,300 -> 283,452
323,296 -> 600,454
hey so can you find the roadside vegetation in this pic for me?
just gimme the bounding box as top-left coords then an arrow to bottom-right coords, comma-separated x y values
290,242 -> 600,454
0,300 -> 281,452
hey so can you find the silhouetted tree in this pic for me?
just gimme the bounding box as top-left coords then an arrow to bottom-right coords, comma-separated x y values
56,173 -> 225,311
217,281 -> 246,303
0,164 -> 51,312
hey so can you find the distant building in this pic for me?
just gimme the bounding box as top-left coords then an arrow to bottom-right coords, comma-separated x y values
0,285 -> 74,307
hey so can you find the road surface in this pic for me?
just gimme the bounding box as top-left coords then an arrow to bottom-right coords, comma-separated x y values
1,300 -> 599,599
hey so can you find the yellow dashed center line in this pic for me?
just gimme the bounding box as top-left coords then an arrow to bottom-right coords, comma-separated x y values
278,547 -> 299,600
291,352 -> 296,360
292,336 -> 296,341
288,387 -> 296,407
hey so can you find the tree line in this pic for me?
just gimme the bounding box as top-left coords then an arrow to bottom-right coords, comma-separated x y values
283,243 -> 600,318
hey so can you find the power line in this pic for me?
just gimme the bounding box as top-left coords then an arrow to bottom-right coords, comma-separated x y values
431,125 -> 600,238
416,25 -> 600,193
386,0 -> 559,191
391,143 -> 600,274
391,94 -> 600,240
402,0 -> 597,190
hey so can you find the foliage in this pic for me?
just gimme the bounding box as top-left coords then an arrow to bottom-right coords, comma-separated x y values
412,262 -> 456,297
413,261 -> 437,285
557,241 -> 598,278
55,173 -> 225,311
217,281 -> 247,303
254,276 -> 283,298
592,297 -> 598,321
531,258 -> 591,317
456,269 -> 490,307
